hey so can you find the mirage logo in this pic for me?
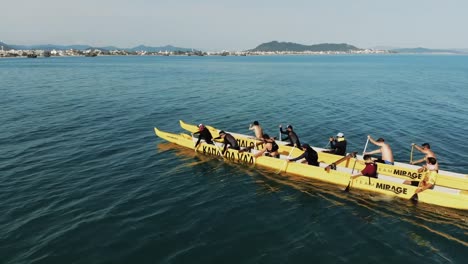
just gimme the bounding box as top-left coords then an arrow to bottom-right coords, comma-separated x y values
393,169 -> 423,180
375,183 -> 408,195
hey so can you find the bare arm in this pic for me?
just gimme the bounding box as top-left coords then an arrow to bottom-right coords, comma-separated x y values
254,147 -> 267,158
368,135 -> 379,145
365,149 -> 381,155
350,172 -> 363,180
413,144 -> 425,153
411,157 -> 426,165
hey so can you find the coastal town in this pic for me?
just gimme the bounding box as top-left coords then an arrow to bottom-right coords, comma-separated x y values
0,45 -> 389,58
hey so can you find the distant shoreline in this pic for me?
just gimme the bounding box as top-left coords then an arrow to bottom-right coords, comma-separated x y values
2,53 -> 468,59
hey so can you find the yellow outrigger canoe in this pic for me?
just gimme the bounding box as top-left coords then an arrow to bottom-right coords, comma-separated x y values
155,127 -> 468,210
179,120 -> 468,191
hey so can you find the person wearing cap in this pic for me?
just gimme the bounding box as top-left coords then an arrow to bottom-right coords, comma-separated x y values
193,124 -> 213,148
325,132 -> 347,156
249,121 -> 264,140
410,143 -> 438,171
287,143 -> 319,166
365,135 -> 394,165
279,124 -> 302,150
213,130 -> 240,154
254,134 -> 280,158
350,154 -> 378,180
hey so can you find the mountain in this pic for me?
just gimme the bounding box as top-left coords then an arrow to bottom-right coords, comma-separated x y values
9,44 -> 93,50
390,47 -> 464,54
1,41 -> 193,52
250,41 -> 361,52
0,41 -> 13,50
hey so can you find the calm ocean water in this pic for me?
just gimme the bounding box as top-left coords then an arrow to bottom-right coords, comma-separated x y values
1,55 -> 467,264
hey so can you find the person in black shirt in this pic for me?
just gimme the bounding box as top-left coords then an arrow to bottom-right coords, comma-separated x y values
324,132 -> 347,156
288,144 -> 319,166
254,134 -> 280,158
279,124 -> 302,150
193,124 -> 213,148
214,130 -> 240,154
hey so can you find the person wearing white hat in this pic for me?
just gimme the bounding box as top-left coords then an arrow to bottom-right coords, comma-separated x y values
326,132 -> 347,156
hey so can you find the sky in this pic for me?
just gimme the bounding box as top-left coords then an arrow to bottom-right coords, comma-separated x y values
2,0 -> 468,51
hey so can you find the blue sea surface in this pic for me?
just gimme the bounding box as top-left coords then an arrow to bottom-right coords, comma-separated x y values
1,55 -> 467,264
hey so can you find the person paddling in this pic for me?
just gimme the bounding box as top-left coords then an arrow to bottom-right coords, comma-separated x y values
279,124 -> 302,150
364,135 -> 394,165
288,144 -> 319,166
193,124 -> 213,148
411,143 -> 438,171
214,130 -> 240,154
404,157 -> 438,197
323,132 -> 347,156
254,134 -> 280,158
350,155 -> 378,180
249,121 -> 264,140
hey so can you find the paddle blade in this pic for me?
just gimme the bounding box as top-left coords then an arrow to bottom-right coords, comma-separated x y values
344,181 -> 351,192
410,193 -> 418,202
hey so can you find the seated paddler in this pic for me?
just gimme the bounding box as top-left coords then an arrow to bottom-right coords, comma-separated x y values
288,144 -> 319,166
403,157 -> 438,193
214,130 -> 240,154
193,123 -> 213,148
253,134 -> 280,158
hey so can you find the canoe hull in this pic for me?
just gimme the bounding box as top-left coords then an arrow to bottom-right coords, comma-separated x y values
155,127 -> 468,210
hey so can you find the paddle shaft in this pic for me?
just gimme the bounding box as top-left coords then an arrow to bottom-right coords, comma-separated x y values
277,146 -> 295,174
346,137 -> 370,192
410,144 -> 414,164
212,141 -> 226,158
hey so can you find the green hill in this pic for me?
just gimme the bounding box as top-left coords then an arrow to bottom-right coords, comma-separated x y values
250,41 -> 361,52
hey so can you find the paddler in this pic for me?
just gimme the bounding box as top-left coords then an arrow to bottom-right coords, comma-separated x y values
410,143 -> 438,171
350,155 -> 378,180
279,124 -> 302,150
253,134 -> 280,158
193,124 -> 213,148
364,135 -> 394,165
287,144 -> 319,166
249,121 -> 264,140
323,132 -> 347,156
214,130 -> 240,154
404,157 -> 438,193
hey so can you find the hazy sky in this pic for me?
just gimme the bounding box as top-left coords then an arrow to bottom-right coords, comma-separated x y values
2,0 -> 467,50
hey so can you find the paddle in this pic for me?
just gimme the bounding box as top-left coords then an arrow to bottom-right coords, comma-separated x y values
212,140 -> 226,159
344,137 -> 369,192
191,133 -> 199,152
410,175 -> 424,202
278,125 -> 282,142
410,143 -> 415,164
276,146 -> 295,174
